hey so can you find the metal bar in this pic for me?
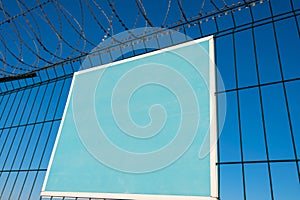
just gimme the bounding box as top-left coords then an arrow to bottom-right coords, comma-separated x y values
268,0 -> 300,182
232,31 -> 247,200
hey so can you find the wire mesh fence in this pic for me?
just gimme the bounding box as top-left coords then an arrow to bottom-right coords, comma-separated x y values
0,0 -> 299,199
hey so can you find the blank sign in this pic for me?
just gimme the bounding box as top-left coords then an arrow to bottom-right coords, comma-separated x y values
41,36 -> 218,200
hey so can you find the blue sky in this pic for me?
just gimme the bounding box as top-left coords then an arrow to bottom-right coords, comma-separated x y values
0,0 -> 299,199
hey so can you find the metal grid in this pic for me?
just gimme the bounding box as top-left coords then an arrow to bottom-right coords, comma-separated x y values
0,0 -> 299,199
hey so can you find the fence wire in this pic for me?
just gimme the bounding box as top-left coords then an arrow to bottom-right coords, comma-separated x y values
0,0 -> 299,199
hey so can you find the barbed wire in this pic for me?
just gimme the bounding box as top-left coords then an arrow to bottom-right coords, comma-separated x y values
0,0 -> 268,78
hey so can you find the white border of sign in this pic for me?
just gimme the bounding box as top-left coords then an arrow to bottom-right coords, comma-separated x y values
41,35 -> 218,200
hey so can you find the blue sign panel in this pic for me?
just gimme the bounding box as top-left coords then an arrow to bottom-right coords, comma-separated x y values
41,36 -> 217,200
